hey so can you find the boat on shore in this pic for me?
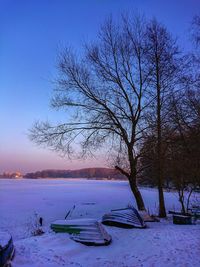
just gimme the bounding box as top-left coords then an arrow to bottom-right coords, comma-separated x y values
102,207 -> 146,228
51,218 -> 112,246
0,231 -> 15,267
51,218 -> 97,234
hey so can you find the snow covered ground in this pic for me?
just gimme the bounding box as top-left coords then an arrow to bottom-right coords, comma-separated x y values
0,179 -> 200,267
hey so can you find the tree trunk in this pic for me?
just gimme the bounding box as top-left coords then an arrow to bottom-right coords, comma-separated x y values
128,146 -> 146,211
157,135 -> 167,217
186,188 -> 193,212
157,137 -> 166,217
158,178 -> 166,217
129,177 -> 146,210
115,158 -> 146,211
156,61 -> 167,218
178,188 -> 186,214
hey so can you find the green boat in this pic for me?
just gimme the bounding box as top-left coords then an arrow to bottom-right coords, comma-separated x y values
51,218 -> 97,234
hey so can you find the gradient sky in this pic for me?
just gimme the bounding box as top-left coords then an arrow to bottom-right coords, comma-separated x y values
0,0 -> 199,173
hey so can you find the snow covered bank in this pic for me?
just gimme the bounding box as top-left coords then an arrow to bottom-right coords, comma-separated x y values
0,179 -> 199,267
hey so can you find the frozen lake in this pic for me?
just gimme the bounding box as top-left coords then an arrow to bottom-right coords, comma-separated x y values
0,179 -> 200,267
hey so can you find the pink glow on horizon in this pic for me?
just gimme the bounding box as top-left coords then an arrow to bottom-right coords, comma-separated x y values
0,150 -> 107,174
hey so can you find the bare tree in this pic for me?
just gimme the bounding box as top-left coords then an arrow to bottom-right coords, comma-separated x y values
166,119 -> 200,213
144,19 -> 181,217
168,16 -> 200,207
30,15 -> 153,211
162,17 -> 200,214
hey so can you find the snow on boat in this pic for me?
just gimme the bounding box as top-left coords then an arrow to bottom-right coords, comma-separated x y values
51,218 -> 97,234
51,218 -> 112,246
0,231 -> 14,267
71,222 -> 112,246
102,207 -> 146,228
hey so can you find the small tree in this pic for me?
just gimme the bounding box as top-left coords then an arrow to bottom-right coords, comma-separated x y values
162,16 -> 200,213
167,69 -> 200,213
167,128 -> 200,213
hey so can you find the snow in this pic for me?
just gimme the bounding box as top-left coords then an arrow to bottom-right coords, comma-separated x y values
0,179 -> 200,267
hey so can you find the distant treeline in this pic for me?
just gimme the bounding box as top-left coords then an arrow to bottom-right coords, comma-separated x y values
23,167 -> 126,180
0,172 -> 22,178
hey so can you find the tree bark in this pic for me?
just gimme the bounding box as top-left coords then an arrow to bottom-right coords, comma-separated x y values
129,177 -> 146,210
115,165 -> 146,211
158,176 -> 166,217
157,129 -> 167,217
186,188 -> 193,212
178,188 -> 186,214
156,55 -> 167,218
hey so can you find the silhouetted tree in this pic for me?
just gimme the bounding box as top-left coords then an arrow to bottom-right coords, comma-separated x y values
30,15 -> 155,211
165,23 -> 200,211
143,19 -> 181,217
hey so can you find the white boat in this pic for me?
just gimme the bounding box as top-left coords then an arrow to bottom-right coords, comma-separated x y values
51,218 -> 112,246
71,222 -> 111,246
102,207 -> 146,228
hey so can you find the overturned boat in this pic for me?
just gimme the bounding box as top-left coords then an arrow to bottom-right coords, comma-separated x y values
102,207 -> 146,228
71,222 -> 112,246
0,231 -> 15,267
51,218 -> 112,246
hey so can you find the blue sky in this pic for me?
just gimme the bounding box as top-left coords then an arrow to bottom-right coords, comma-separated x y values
0,0 -> 199,173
